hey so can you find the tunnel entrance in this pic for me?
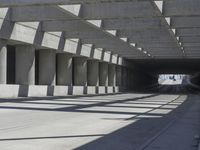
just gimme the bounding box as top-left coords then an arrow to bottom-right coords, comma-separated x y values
158,74 -> 185,85
154,74 -> 200,94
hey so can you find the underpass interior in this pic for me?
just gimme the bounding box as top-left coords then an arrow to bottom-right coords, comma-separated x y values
1,0 -> 200,150
130,59 -> 200,94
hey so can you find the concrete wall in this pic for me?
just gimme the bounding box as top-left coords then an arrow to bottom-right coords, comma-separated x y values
0,84 -> 120,98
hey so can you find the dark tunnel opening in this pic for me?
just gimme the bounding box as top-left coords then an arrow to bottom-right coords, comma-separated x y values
127,59 -> 200,94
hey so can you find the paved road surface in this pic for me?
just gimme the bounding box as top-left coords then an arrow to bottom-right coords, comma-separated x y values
0,84 -> 200,150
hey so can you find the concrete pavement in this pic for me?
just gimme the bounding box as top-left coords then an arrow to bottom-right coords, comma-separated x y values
0,92 -> 199,150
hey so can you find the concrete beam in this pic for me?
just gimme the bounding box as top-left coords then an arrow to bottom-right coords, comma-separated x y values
137,42 -> 178,48
42,20 -> 93,32
171,17 -> 200,28
64,31 -> 107,39
180,36 -> 200,43
11,6 -> 74,22
80,2 -> 159,19
117,28 -> 169,37
129,37 -> 174,43
0,0 -> 139,7
103,18 -> 162,30
164,0 -> 200,17
176,28 -> 200,36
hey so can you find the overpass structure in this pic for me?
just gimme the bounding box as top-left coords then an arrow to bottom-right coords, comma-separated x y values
0,0 -> 200,97
1,1 -> 200,150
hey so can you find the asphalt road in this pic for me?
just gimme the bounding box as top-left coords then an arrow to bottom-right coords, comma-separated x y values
0,84 -> 200,150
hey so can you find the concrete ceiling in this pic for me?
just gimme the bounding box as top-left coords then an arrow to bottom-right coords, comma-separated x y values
0,0 -> 200,59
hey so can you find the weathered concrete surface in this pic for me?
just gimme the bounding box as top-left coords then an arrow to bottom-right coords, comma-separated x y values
0,92 -> 199,150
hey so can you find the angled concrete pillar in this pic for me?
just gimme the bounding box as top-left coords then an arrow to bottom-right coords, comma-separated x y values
99,62 -> 108,86
116,66 -> 122,86
87,60 -> 99,86
0,40 -> 7,84
108,64 -> 116,86
39,50 -> 56,85
57,53 -> 72,86
73,57 -> 87,86
15,45 -> 35,85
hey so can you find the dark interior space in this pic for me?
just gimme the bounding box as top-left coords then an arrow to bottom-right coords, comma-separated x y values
72,58 -> 75,86
128,59 -> 200,94
35,50 -> 39,85
7,45 -> 15,84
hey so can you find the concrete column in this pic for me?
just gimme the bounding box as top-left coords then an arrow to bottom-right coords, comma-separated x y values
57,53 -> 72,86
73,57 -> 87,86
39,50 -> 56,85
15,45 -> 35,85
108,64 -> 116,86
99,62 -> 108,86
122,67 -> 128,87
87,60 -> 99,86
116,66 -> 122,86
0,40 -> 7,84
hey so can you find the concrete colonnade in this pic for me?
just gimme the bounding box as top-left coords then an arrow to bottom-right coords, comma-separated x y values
0,40 -> 131,97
